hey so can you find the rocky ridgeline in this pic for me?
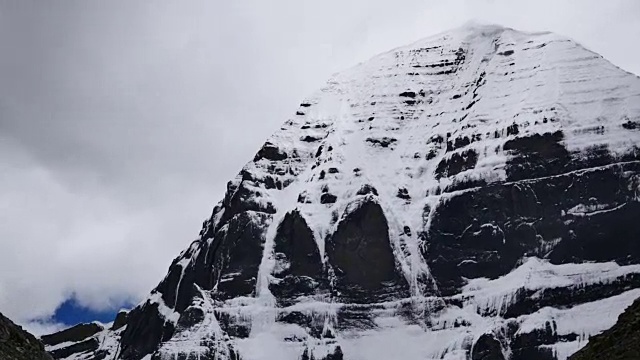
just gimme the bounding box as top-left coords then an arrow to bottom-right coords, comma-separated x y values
0,312 -> 52,360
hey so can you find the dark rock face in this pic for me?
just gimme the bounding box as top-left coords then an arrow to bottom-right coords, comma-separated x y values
366,137 -> 397,148
41,323 -> 103,347
326,199 -> 410,303
254,141 -> 287,161
471,334 -> 504,360
175,302 -> 205,330
435,148 -> 479,178
320,193 -> 338,204
503,273 -> 640,318
503,131 -> 569,181
570,296 -> 640,360
423,161 -> 640,296
323,345 -> 344,360
111,310 -> 129,331
120,211 -> 269,359
216,311 -> 251,339
120,302 -> 175,360
510,321 -> 569,360
622,120 -> 640,130
0,312 -> 53,360
205,212 -> 269,300
41,319 -> 119,360
270,210 -> 328,305
278,311 -> 325,339
396,187 -> 411,200
356,184 -> 378,196
221,181 -> 277,225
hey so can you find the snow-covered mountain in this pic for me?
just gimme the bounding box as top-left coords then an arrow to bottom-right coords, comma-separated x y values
43,23 -> 640,360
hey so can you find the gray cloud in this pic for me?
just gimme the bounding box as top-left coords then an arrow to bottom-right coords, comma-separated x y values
1,0 -> 638,327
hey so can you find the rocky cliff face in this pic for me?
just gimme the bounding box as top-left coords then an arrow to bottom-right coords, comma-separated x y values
569,296 -> 640,360
0,312 -> 53,360
43,23 -> 640,360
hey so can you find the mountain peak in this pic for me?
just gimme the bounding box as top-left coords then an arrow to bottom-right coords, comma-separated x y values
43,24 -> 640,360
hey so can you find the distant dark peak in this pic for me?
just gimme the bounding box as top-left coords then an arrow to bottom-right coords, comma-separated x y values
41,322 -> 103,346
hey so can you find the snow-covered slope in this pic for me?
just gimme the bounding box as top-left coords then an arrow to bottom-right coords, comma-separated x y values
44,23 -> 640,360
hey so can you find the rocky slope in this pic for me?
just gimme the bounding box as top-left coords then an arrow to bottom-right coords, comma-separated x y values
0,312 -> 53,360
43,23 -> 640,360
569,296 -> 640,360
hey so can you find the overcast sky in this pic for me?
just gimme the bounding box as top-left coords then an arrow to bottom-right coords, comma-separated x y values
1,0 -> 639,334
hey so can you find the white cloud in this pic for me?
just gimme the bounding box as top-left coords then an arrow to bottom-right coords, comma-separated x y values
21,320 -> 67,338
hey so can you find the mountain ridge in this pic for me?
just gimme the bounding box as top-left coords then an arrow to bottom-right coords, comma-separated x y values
0,311 -> 53,360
